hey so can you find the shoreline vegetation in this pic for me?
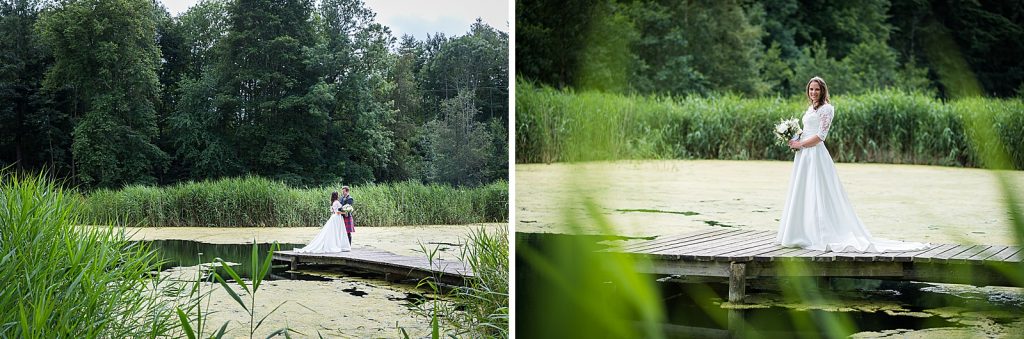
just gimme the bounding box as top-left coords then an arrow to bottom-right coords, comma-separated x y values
516,80 -> 1024,169
81,176 -> 508,228
0,172 -> 190,337
1,171 -> 509,337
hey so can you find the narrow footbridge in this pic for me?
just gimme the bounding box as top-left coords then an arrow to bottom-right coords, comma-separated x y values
273,248 -> 474,285
611,228 -> 1023,303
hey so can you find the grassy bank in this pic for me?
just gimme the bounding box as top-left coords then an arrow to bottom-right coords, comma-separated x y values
516,80 -> 1024,169
82,177 -> 508,227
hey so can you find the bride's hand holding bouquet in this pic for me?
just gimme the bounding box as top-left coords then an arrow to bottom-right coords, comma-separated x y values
773,119 -> 802,150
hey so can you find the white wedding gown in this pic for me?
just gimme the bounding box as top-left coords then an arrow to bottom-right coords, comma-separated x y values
294,200 -> 351,253
776,103 -> 931,253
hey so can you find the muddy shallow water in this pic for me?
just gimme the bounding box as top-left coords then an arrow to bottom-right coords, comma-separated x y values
114,223 -> 505,338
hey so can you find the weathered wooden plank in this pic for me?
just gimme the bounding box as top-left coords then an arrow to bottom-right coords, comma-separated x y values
648,230 -> 766,256
631,230 -> 746,255
775,249 -> 822,261
964,245 -> 1007,262
753,261 -> 904,277
700,236 -> 778,262
713,239 -> 784,262
839,251 -> 888,262
1007,249 -> 1023,262
949,245 -> 993,263
625,229 -> 739,252
753,247 -> 806,262
910,243 -> 959,263
788,249 -> 829,261
931,245 -> 980,263
644,229 -> 757,252
667,232 -> 759,255
680,232 -> 778,260
903,262 -> 1020,286
881,246 -> 936,262
694,232 -> 778,255
618,229 -> 728,251
635,259 -> 734,277
272,248 -> 475,283
986,246 -> 1021,263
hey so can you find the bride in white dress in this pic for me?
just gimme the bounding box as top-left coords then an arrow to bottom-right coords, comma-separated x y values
295,191 -> 351,253
776,76 -> 930,253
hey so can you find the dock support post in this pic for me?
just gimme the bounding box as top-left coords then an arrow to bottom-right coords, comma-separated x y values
728,262 -> 746,303
290,257 -> 299,271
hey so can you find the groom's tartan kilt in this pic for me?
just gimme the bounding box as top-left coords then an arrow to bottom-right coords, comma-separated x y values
343,215 -> 355,233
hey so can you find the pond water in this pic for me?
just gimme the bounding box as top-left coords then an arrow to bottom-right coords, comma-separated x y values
143,239 -> 303,279
516,232 -> 1024,338
115,224 -> 501,337
141,239 -> 433,306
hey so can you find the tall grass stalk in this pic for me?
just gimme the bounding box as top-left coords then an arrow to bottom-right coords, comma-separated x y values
516,196 -> 666,338
0,171 -> 193,338
210,241 -> 299,338
82,177 -> 508,227
516,79 -> 1024,169
412,227 -> 510,338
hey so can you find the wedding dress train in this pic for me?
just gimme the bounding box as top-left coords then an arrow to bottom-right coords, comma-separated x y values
776,103 -> 931,253
294,200 -> 351,253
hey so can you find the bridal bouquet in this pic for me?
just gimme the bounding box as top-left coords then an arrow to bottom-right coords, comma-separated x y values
773,118 -> 802,145
338,204 -> 354,215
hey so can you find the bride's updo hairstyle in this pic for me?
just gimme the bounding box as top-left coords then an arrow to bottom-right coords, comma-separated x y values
331,191 -> 339,203
806,76 -> 830,109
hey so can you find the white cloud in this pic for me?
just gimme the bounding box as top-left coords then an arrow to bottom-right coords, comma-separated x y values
160,0 -> 201,16
159,0 -> 509,40
363,0 -> 508,39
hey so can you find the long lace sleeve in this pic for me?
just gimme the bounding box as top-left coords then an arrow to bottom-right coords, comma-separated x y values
817,105 -> 834,141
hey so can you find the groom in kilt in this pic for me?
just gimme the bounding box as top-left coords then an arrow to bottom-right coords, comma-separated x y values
340,186 -> 355,245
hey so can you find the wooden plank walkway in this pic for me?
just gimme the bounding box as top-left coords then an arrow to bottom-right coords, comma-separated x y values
611,229 -> 1023,303
272,248 -> 474,285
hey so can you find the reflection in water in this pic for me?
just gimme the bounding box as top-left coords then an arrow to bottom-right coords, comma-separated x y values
516,232 -> 1022,338
140,239 -> 302,280
659,283 -> 960,338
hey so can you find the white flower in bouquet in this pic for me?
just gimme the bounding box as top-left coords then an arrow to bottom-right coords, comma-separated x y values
773,118 -> 802,143
340,204 -> 354,215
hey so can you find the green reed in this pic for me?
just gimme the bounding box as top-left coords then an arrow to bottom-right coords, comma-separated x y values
410,227 -> 509,338
0,171 -> 195,338
82,177 -> 508,227
516,79 -> 1024,169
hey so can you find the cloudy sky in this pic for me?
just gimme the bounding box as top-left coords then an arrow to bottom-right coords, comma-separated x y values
159,0 -> 509,39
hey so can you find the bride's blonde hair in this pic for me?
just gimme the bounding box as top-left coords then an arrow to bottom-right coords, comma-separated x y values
806,76 -> 830,109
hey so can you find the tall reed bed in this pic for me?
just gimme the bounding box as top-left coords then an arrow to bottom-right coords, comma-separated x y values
0,172 -> 189,337
516,80 -> 1024,169
412,227 -> 509,338
83,177 -> 508,227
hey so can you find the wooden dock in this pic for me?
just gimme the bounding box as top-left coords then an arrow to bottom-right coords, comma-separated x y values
612,229 -> 1023,303
272,248 -> 474,285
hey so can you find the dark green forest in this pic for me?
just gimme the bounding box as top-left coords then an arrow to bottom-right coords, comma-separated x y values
0,0 -> 509,189
517,0 -> 1024,99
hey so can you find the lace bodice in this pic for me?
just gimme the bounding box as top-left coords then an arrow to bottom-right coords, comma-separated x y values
801,103 -> 834,142
329,200 -> 341,213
